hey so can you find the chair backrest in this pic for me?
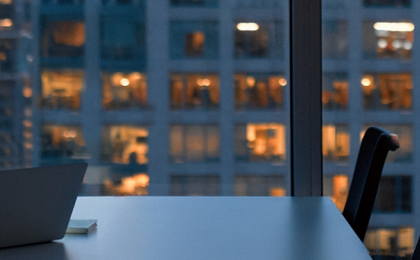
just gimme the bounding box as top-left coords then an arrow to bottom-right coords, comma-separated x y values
412,236 -> 420,260
342,126 -> 399,242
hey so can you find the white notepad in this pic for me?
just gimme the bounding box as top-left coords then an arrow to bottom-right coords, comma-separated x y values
66,219 -> 98,234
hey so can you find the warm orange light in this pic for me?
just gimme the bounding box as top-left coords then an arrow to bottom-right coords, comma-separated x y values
197,78 -> 211,87
23,120 -> 32,128
23,87 -> 32,98
361,78 -> 371,86
270,188 -> 286,197
63,130 -> 77,138
0,18 -> 13,28
120,78 -> 130,86
279,78 -> 287,86
246,76 -> 255,87
134,174 -> 149,187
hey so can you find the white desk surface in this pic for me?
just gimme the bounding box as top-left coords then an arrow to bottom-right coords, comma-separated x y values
0,196 -> 372,260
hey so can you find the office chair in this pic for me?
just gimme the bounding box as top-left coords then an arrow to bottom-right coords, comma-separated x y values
412,237 -> 420,260
342,126 -> 399,242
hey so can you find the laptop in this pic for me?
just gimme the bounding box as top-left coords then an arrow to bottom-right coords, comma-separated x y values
0,163 -> 88,249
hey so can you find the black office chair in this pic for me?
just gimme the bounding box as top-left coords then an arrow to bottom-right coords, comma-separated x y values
342,126 -> 399,242
412,237 -> 420,260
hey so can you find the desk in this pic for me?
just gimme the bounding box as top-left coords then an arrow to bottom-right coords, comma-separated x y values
0,196 -> 371,260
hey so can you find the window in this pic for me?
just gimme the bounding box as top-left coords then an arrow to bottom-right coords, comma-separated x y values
373,176 -> 411,213
170,21 -> 219,59
234,175 -> 285,196
235,0 -> 282,8
322,125 -> 349,162
322,20 -> 348,59
100,17 -> 145,61
103,173 -> 149,196
363,21 -> 414,59
170,0 -> 218,7
0,0 -> 13,31
0,39 -> 14,72
170,175 -> 220,196
41,125 -> 88,161
234,73 -> 285,110
363,0 -> 410,7
234,20 -> 283,59
362,73 -> 412,110
41,20 -> 85,58
323,174 -> 348,212
362,125 -> 413,162
102,72 -> 147,110
322,72 -> 348,110
235,123 -> 286,163
101,125 -> 148,165
365,227 -> 414,259
170,73 -> 219,110
170,125 -> 219,163
40,70 -> 84,110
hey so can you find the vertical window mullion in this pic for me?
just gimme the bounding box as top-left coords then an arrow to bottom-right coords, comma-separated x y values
289,0 -> 323,196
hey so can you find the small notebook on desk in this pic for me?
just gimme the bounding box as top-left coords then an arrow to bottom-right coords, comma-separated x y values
66,219 -> 97,234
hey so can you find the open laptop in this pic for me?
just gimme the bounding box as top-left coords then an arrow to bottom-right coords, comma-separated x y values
0,163 -> 87,249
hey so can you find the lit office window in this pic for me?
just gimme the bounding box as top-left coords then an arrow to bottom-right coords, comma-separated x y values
104,173 -> 149,196
102,72 -> 147,110
323,174 -> 348,212
322,72 -> 348,110
365,227 -> 414,259
41,125 -> 88,160
101,125 -> 148,165
373,176 -> 411,213
363,0 -> 410,7
234,73 -> 285,110
0,1 -> 13,31
322,20 -> 348,59
234,175 -> 285,196
170,73 -> 219,110
170,21 -> 219,59
363,21 -> 414,59
170,0 -> 218,7
100,17 -> 145,61
170,125 -> 220,163
235,123 -> 286,163
322,125 -> 349,162
0,39 -> 14,72
362,125 -> 413,163
40,70 -> 83,110
170,175 -> 220,196
234,20 -> 283,59
361,73 -> 412,110
40,20 -> 85,58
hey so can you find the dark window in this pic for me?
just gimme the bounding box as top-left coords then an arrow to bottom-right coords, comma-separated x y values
322,20 -> 348,59
40,20 -> 85,58
170,0 -> 218,7
170,175 -> 220,196
363,0 -> 410,7
234,175 -> 285,196
373,176 -> 412,213
0,39 -> 14,72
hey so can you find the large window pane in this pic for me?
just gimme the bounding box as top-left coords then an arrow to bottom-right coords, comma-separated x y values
234,175 -> 285,196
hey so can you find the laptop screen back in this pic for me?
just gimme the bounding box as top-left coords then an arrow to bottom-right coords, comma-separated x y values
0,163 -> 87,248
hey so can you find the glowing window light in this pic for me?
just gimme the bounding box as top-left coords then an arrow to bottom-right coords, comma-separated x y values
374,22 -> 415,32
403,41 -> 413,50
0,18 -> 12,28
197,78 -> 210,87
237,23 -> 259,31
246,76 -> 255,87
377,39 -> 387,49
279,78 -> 287,86
120,78 -> 130,86
63,130 -> 77,138
392,40 -> 403,49
361,78 -> 371,86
